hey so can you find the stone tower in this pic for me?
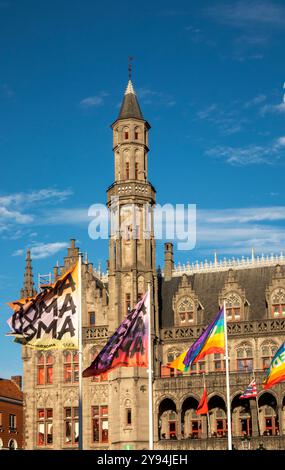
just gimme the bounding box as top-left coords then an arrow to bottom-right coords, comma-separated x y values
107,79 -> 158,449
20,249 -> 37,298
107,79 -> 157,331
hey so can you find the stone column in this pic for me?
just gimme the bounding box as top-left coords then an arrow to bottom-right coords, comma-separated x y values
250,399 -> 259,437
277,404 -> 283,435
177,408 -> 182,440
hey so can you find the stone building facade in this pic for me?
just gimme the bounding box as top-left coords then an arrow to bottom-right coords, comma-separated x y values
20,79 -> 285,450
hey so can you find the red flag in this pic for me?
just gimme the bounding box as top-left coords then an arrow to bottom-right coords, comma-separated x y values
196,388 -> 208,415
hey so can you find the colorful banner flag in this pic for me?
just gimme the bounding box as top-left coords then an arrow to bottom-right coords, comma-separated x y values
196,388 -> 208,415
239,378 -> 257,399
7,262 -> 80,350
83,292 -> 149,377
263,342 -> 285,389
169,307 -> 225,372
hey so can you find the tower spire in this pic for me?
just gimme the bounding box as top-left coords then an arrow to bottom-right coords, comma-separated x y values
20,249 -> 36,298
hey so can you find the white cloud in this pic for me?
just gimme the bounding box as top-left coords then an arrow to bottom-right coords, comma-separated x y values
43,208 -> 90,225
206,136 -> 285,165
137,88 -> 176,108
244,94 -> 267,108
80,92 -> 109,108
196,206 -> 285,256
0,188 -> 72,207
260,102 -> 285,115
0,188 -> 73,237
277,136 -> 285,147
0,207 -> 33,224
13,242 -> 69,260
206,1 -> 285,27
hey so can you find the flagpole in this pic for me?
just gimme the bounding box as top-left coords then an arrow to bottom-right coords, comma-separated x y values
253,371 -> 261,436
203,373 -> 211,438
147,283 -> 153,450
223,300 -> 232,450
78,253 -> 83,450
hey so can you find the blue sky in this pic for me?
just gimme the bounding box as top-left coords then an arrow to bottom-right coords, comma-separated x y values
1,0 -> 285,376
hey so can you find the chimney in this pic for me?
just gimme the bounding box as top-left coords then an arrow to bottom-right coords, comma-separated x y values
164,243 -> 174,281
11,375 -> 22,390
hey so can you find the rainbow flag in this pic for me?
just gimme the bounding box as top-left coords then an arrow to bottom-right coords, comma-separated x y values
263,342 -> 285,389
169,307 -> 225,372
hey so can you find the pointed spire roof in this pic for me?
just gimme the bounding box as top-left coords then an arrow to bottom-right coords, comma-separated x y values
117,80 -> 144,120
20,249 -> 36,298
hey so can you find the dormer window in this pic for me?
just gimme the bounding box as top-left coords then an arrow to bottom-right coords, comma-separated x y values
225,293 -> 241,321
177,297 -> 194,324
271,288 -> 285,317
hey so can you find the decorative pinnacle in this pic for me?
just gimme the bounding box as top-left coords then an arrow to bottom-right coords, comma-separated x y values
125,80 -> 136,95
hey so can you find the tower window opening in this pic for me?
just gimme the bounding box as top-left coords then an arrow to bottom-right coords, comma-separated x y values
135,162 -> 139,179
135,131 -> 139,139
124,131 -> 129,139
126,162 -> 130,179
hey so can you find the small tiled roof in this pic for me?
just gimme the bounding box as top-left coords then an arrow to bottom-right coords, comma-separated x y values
0,379 -> 23,401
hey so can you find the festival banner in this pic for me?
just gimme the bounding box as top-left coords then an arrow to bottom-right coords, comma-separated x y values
7,262 -> 79,350
83,291 -> 149,377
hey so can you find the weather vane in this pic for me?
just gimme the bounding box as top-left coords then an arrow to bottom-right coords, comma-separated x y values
128,56 -> 133,80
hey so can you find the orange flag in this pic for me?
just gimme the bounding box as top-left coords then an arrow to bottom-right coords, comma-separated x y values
196,388 -> 208,415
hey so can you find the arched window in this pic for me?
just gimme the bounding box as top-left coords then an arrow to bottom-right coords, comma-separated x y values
177,297 -> 194,324
261,341 -> 278,370
225,293 -> 242,321
63,351 -> 79,383
236,343 -> 253,372
123,127 -> 129,140
8,439 -> 18,450
135,162 -> 139,179
134,127 -> 140,140
271,288 -> 285,317
37,352 -> 54,385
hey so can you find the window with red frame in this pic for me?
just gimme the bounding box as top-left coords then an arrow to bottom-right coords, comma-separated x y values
37,352 -> 54,385
64,407 -> 79,446
63,350 -> 79,383
92,406 -> 108,443
37,409 -> 53,446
